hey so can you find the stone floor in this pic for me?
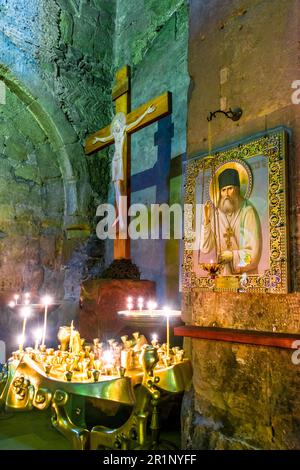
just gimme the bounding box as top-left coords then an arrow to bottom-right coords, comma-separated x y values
0,408 -> 181,450
0,410 -> 71,450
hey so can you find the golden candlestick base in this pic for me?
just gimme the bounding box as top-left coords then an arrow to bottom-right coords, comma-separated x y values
0,326 -> 192,450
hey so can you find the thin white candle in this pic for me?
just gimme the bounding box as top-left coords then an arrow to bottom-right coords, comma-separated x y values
33,328 -> 43,350
19,307 -> 31,352
69,320 -> 74,352
151,333 -> 158,347
103,349 -> 114,374
147,300 -> 157,314
126,296 -> 133,312
137,297 -> 144,312
163,306 -> 171,358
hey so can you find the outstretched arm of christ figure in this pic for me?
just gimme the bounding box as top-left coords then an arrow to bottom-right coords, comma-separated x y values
93,134 -> 112,145
126,105 -> 156,132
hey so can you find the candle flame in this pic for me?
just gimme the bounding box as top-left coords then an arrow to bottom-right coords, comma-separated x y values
17,334 -> 24,345
103,350 -> 113,364
42,295 -> 52,306
33,328 -> 43,341
147,300 -> 157,310
21,306 -> 31,318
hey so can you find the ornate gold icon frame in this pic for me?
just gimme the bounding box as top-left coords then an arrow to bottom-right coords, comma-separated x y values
183,128 -> 290,293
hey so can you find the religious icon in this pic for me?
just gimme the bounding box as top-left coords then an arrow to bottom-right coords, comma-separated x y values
200,161 -> 262,275
183,128 -> 289,293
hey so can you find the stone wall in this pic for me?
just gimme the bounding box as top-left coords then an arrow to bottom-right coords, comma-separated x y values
0,0 -> 116,351
182,340 -> 300,450
182,0 -> 300,450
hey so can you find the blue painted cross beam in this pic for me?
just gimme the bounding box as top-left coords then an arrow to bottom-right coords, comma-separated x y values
84,65 -> 172,261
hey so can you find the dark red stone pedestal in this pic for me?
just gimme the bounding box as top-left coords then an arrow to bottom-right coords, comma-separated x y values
79,279 -> 156,341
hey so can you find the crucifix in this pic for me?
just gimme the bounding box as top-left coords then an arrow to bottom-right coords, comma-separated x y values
85,65 -> 172,260
223,226 -> 234,250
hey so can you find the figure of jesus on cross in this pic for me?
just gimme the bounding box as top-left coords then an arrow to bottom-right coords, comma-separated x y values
85,65 -> 172,260
92,105 -> 156,233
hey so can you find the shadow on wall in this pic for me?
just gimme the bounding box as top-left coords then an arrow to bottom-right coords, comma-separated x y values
131,115 -> 183,304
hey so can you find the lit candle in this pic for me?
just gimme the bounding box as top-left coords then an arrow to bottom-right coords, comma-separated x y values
151,333 -> 158,347
127,296 -> 133,312
41,295 -> 52,347
33,328 -> 43,350
103,349 -> 113,364
147,300 -> 157,314
14,294 -> 19,305
8,301 -> 15,308
19,306 -> 31,352
137,297 -> 144,312
24,292 -> 30,305
102,349 -> 114,374
163,306 -> 171,358
69,320 -> 74,352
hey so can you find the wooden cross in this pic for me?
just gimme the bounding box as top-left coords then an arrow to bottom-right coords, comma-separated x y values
223,226 -> 234,250
85,65 -> 172,260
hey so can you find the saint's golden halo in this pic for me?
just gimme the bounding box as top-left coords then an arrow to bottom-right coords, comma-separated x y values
209,159 -> 253,206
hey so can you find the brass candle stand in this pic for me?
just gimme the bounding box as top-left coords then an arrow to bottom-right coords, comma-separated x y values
200,261 -> 224,279
0,324 -> 192,450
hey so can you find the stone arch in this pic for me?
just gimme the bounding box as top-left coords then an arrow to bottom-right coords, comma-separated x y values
0,65 -> 92,233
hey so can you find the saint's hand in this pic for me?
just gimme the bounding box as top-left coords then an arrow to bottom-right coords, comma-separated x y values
147,105 -> 156,114
219,251 -> 233,263
203,201 -> 211,225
